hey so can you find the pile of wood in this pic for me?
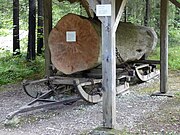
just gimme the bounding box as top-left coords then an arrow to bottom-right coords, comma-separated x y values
48,13 -> 157,74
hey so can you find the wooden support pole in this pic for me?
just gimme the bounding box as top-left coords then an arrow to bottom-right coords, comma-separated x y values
43,0 -> 53,76
160,0 -> 169,93
102,0 -> 116,128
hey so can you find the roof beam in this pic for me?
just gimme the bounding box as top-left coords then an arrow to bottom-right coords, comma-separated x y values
113,0 -> 127,33
169,0 -> 180,8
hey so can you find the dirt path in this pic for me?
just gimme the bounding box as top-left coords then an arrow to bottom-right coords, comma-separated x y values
0,71 -> 179,135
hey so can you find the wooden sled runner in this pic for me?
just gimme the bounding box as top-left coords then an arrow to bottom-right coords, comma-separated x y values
6,62 -> 158,120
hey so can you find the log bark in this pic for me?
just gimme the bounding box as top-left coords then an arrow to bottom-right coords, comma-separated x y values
48,13 -> 157,74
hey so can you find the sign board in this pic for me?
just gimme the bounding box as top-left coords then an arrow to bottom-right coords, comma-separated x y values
66,31 -> 76,42
96,4 -> 111,16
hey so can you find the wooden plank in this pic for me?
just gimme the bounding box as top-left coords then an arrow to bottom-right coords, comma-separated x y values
43,0 -> 53,76
113,0 -> 127,33
102,0 -> 116,128
160,0 -> 169,93
169,0 -> 180,8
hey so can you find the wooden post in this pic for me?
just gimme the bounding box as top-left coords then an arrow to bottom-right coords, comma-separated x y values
160,0 -> 169,93
43,0 -> 52,76
102,0 -> 116,128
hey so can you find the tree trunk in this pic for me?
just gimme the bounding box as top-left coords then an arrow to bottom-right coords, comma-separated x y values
144,0 -> 150,26
27,0 -> 36,60
48,13 -> 157,74
13,0 -> 20,55
37,0 -> 44,55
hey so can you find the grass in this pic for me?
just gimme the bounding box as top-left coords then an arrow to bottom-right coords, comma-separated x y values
0,51 -> 45,86
148,45 -> 180,70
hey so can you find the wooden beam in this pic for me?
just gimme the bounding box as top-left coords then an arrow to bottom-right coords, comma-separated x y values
43,0 -> 53,76
87,0 -> 104,22
80,0 -> 94,17
115,0 -> 123,15
160,0 -> 169,93
169,0 -> 180,8
113,0 -> 127,33
102,0 -> 116,128
87,0 -> 100,12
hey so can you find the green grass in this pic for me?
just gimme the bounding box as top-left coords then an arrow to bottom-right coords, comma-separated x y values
149,45 -> 180,70
0,51 -> 45,86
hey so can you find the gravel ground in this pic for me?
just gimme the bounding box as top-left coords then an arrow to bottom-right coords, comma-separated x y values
0,71 -> 179,135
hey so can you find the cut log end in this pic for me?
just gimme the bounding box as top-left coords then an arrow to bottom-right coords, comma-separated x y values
48,13 -> 100,74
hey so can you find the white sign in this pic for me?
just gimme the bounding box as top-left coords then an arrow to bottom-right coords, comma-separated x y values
96,4 -> 111,16
66,31 -> 76,42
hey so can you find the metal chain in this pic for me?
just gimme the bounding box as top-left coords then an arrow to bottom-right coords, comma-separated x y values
115,47 -> 132,72
116,47 -> 124,63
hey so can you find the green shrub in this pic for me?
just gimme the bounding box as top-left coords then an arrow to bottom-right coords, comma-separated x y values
0,29 -> 10,36
0,52 -> 45,85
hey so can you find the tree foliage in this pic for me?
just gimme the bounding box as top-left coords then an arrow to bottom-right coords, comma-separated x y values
0,0 -> 179,53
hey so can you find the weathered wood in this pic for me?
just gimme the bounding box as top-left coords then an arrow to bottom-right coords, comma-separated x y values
43,0 -> 53,76
113,0 -> 127,33
102,0 -> 116,129
48,13 -> 157,75
169,0 -> 180,8
160,0 -> 169,93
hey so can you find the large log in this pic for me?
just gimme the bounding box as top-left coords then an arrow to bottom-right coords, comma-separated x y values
48,13 -> 157,74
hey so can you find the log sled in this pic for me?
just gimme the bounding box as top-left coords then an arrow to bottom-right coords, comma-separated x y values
6,14 -> 159,120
